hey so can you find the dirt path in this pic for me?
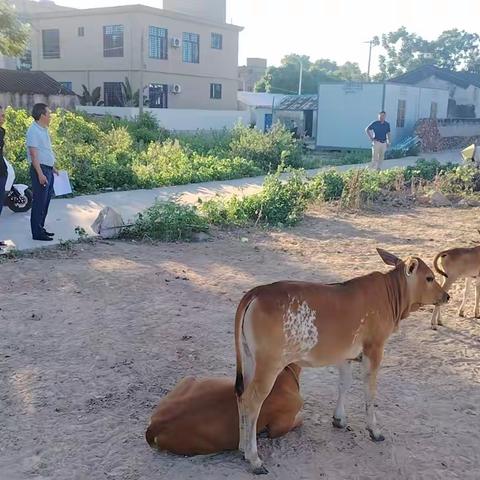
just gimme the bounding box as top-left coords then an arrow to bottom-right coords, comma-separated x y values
1,205 -> 479,480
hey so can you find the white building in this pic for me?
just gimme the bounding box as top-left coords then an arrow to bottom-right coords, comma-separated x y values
315,82 -> 449,149
390,65 -> 480,118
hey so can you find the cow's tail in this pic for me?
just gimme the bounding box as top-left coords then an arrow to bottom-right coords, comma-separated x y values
433,251 -> 449,278
234,288 -> 259,398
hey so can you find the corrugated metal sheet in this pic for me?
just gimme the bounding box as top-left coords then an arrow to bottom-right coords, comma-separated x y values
0,69 -> 75,95
277,95 -> 318,111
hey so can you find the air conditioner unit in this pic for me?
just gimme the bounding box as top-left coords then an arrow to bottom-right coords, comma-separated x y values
171,37 -> 181,48
170,84 -> 182,94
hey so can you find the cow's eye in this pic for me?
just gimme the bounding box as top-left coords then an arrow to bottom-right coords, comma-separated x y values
426,277 -> 434,283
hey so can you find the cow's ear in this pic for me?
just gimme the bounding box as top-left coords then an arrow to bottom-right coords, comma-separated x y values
405,258 -> 419,277
376,248 -> 401,266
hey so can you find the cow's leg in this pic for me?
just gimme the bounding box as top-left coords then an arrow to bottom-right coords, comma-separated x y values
432,277 -> 453,329
458,277 -> 471,317
362,346 -> 384,442
241,366 -> 282,475
474,278 -> 480,318
332,361 -> 353,429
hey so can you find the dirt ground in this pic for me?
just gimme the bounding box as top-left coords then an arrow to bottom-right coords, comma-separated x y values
1,205 -> 479,480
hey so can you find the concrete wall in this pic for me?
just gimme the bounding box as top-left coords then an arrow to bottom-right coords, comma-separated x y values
27,5 -> 240,109
0,92 -> 76,110
77,105 -> 249,131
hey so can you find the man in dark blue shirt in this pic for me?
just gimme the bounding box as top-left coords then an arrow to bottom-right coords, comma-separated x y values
365,111 -> 391,170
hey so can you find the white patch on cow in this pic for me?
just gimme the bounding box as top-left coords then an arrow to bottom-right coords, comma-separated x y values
283,299 -> 318,353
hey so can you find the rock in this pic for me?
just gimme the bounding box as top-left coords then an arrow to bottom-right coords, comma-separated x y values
91,206 -> 125,238
191,232 -> 210,242
241,237 -> 249,243
429,191 -> 451,207
467,198 -> 480,207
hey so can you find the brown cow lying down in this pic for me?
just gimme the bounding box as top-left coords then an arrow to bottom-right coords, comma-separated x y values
145,364 -> 302,455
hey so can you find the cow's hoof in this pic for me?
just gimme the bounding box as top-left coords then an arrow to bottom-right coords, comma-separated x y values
252,465 -> 269,475
437,319 -> 444,326
458,310 -> 465,318
332,416 -> 347,429
431,324 -> 437,331
367,428 -> 385,442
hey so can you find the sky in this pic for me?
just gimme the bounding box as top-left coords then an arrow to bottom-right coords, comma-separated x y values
52,0 -> 480,73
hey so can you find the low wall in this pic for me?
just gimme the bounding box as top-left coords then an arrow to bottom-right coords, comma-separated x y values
76,106 -> 250,131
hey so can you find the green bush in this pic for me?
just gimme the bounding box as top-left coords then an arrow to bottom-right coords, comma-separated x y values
309,170 -> 345,201
229,123 -> 302,171
133,140 -> 261,188
438,165 -> 480,194
200,169 -> 309,227
3,107 -> 33,183
404,158 -> 455,183
176,129 -> 233,157
121,201 -> 209,241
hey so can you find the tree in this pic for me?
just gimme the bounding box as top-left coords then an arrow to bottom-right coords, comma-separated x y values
375,27 -> 480,79
0,0 -> 29,57
77,85 -> 104,106
254,54 -> 367,94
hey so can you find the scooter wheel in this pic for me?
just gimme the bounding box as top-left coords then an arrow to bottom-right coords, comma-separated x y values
7,188 -> 33,213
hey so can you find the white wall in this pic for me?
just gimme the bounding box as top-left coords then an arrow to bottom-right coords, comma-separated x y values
316,83 -> 450,149
316,83 -> 384,148
77,105 -> 249,131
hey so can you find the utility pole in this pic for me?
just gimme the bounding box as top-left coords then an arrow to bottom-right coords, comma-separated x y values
298,60 -> 303,95
364,40 -> 375,81
139,28 -> 145,115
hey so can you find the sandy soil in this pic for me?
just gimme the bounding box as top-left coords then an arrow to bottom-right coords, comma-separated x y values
1,205 -> 479,480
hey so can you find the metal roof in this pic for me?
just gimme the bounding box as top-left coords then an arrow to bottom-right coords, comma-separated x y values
389,65 -> 480,89
0,69 -> 76,95
276,95 -> 318,111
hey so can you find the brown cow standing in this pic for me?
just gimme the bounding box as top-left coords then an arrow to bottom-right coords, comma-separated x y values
234,249 -> 449,474
146,364 -> 302,455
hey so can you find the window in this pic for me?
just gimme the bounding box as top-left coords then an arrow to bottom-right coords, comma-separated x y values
211,33 -> 223,50
59,81 -> 73,91
149,84 -> 168,108
103,25 -> 124,57
149,26 -> 168,60
42,29 -> 60,59
396,99 -> 406,128
430,101 -> 438,119
183,32 -> 199,63
104,82 -> 124,106
17,49 -> 32,70
78,27 -> 85,37
210,83 -> 222,99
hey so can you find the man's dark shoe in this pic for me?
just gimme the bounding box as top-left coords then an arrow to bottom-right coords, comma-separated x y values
43,230 -> 55,237
33,234 -> 53,241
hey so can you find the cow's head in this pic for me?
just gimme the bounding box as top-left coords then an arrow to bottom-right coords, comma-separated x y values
376,248 -> 450,309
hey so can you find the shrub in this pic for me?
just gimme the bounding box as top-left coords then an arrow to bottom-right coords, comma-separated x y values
404,158 -> 455,183
438,165 -> 480,194
133,140 -> 261,188
340,168 -> 405,208
3,107 -> 33,183
200,169 -> 309,227
229,123 -> 302,171
309,170 -> 345,201
176,129 -> 233,157
121,201 -> 209,241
